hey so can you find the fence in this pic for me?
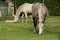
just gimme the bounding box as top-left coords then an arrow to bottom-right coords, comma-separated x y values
0,2 -> 14,18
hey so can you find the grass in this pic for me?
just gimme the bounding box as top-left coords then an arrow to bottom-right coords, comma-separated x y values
44,17 -> 60,40
0,16 -> 60,40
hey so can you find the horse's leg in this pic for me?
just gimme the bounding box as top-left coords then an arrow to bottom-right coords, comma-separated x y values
38,22 -> 44,34
21,14 -> 24,23
25,12 -> 27,23
33,17 -> 37,33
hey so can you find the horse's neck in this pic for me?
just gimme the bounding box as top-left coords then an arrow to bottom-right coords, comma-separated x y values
16,7 -> 22,17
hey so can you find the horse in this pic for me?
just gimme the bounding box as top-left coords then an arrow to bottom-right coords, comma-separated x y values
14,3 -> 33,23
32,3 -> 48,34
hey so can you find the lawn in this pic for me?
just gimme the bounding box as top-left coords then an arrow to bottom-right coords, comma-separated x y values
0,16 -> 60,40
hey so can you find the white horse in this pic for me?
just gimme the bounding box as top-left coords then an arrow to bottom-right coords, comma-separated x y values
14,3 -> 33,23
32,3 -> 48,34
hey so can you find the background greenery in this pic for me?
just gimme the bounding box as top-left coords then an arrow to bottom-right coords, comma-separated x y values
13,0 -> 60,16
0,0 -> 60,16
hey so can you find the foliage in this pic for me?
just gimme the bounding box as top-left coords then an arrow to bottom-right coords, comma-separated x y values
13,0 -> 60,16
0,0 -> 60,16
0,0 -> 5,2
45,0 -> 60,16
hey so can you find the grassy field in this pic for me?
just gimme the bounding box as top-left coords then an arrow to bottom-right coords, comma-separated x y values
0,17 -> 60,40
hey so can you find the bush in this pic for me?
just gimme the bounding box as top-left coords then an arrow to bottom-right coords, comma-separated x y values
13,0 -> 60,16
45,0 -> 60,16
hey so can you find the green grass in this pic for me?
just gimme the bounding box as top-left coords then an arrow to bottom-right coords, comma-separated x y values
44,17 -> 60,40
0,17 -> 60,40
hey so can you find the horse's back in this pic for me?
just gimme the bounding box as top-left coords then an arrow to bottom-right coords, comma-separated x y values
19,3 -> 33,12
32,3 -> 40,18
16,3 -> 33,16
32,3 -> 48,18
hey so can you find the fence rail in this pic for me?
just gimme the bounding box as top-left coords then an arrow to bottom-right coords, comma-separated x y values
0,2 -> 14,18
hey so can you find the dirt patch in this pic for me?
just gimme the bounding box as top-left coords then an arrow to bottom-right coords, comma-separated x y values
45,24 -> 60,28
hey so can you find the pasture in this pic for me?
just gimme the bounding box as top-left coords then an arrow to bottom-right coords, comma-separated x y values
0,16 -> 60,40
